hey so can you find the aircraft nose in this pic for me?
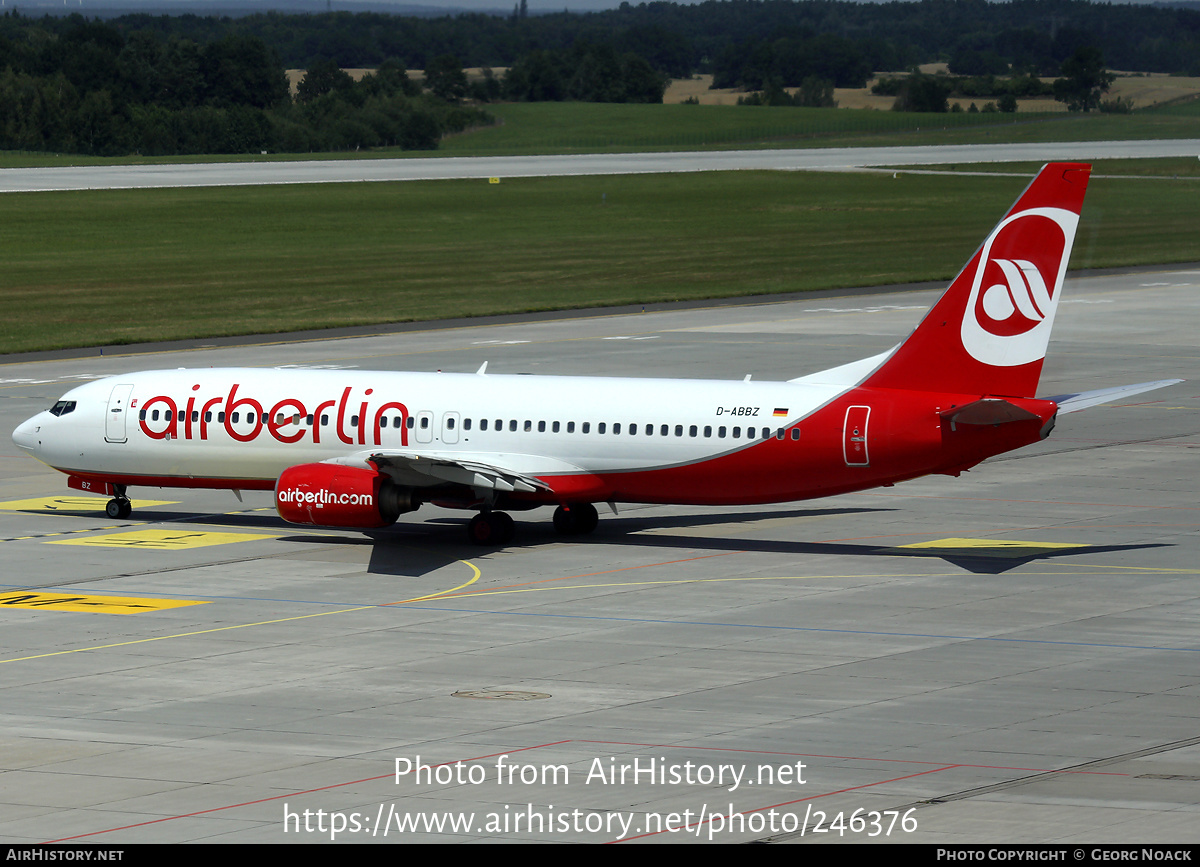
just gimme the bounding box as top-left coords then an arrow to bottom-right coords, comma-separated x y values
12,415 -> 42,454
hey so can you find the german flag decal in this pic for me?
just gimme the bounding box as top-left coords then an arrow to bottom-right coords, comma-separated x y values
773,408 -> 788,417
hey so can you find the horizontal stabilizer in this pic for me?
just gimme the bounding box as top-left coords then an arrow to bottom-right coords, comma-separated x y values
941,399 -> 1041,426
1044,379 -> 1183,415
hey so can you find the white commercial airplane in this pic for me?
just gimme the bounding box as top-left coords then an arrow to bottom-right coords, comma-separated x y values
12,163 -> 1180,545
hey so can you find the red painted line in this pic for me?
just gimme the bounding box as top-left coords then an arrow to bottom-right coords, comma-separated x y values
41,740 -> 571,843
612,765 -> 959,842
572,739 -> 1129,776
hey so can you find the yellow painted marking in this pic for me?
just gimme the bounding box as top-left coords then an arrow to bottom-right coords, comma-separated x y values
488,177 -> 500,184
47,530 -> 276,549
0,495 -> 177,512
899,538 -> 1088,551
0,561 -> 480,665
0,591 -> 207,614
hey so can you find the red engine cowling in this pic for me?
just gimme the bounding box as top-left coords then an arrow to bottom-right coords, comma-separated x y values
275,463 -> 417,528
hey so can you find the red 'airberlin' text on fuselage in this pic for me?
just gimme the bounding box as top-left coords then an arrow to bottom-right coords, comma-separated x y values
137,384 -> 409,447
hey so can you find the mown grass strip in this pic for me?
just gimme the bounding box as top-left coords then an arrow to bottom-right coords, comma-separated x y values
1,170 -> 1196,355
2,101 -> 1199,168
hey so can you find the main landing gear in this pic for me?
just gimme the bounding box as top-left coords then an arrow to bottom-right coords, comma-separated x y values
553,502 -> 599,536
466,502 -> 600,546
468,510 -> 515,546
105,485 -> 131,519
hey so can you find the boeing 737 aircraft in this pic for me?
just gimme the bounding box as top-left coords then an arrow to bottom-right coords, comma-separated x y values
12,163 -> 1179,545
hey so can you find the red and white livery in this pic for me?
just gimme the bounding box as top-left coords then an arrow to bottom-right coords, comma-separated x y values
12,164 -> 1179,544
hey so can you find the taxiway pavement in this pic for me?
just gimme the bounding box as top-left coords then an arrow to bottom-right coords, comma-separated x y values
1,271 -> 1197,843
0,139 -> 1197,192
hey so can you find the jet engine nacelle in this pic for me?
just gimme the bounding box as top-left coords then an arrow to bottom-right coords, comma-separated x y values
275,463 -> 418,528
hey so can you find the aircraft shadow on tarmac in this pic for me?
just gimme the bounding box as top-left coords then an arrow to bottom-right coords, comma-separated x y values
301,506 -> 1166,578
20,503 -> 1168,578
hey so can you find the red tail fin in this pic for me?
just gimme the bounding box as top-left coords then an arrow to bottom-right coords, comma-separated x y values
864,163 -> 1091,398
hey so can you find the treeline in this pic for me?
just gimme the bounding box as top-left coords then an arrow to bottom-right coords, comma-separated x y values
712,33 -> 880,91
872,72 -> 1054,100
0,16 -> 487,155
71,0 -> 1200,78
503,43 -> 666,103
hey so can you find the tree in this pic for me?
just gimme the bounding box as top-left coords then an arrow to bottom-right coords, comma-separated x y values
423,54 -> 467,103
892,74 -> 950,113
1053,46 -> 1114,113
297,58 -> 353,104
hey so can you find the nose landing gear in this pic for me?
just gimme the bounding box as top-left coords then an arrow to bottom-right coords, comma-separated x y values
105,485 -> 131,519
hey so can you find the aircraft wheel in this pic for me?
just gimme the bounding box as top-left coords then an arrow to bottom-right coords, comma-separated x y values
553,502 -> 599,536
468,511 -> 514,546
490,511 -> 515,544
106,498 -> 122,519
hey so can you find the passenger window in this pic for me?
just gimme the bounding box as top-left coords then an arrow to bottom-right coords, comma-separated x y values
481,419 -> 489,431
613,423 -> 621,434
447,417 -> 456,429
660,425 -> 668,436
582,422 -> 590,434
689,425 -> 697,437
231,412 -> 239,423
537,421 -> 545,432
704,426 -> 712,437
322,414 -> 329,426
464,418 -> 472,430
552,421 -> 560,433
791,429 -> 800,441
718,426 -> 726,438
219,412 -> 226,423
567,422 -> 575,433
206,411 -> 214,423
306,414 -> 313,425
139,410 -> 146,420
421,417 -> 429,429
393,417 -> 403,428
675,425 -> 683,437
193,411 -> 200,422
152,410 -> 159,421
732,427 -> 741,438
598,423 -> 606,434
525,420 -> 532,432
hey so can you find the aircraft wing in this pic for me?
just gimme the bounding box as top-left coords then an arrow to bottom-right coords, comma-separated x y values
368,451 -> 553,493
1043,379 -> 1183,415
320,449 -> 587,494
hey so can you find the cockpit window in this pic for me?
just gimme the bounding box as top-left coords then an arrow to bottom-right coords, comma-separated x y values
49,400 -> 76,417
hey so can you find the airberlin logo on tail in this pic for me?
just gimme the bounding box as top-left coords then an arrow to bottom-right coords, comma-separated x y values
961,206 -> 1079,367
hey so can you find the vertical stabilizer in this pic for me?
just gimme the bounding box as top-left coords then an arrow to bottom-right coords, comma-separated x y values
863,163 -> 1091,398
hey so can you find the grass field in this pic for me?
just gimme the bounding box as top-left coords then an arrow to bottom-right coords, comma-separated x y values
2,169 -> 1197,355
438,102 -> 1200,155
2,95 -> 1199,169
906,157 -> 1200,177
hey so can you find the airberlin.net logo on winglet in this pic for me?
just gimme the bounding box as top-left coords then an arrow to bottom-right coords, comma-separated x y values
960,206 -> 1078,367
